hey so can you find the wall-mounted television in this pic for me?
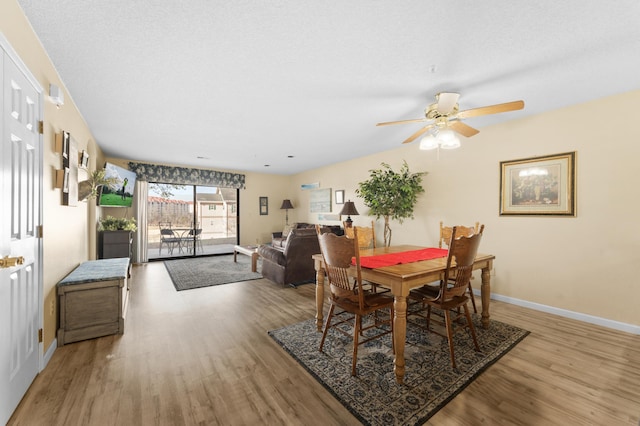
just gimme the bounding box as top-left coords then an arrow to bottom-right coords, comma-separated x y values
97,162 -> 137,207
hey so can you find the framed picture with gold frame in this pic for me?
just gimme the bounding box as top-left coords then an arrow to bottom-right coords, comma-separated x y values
500,151 -> 576,216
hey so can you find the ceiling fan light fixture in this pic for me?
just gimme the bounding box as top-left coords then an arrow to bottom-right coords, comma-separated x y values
438,130 -> 461,149
378,93 -> 524,149
419,134 -> 438,150
420,128 -> 461,150
437,128 -> 455,141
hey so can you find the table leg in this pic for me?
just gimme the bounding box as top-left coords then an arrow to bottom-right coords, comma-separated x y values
393,295 -> 407,384
481,266 -> 491,329
315,267 -> 325,331
251,253 -> 258,272
233,250 -> 238,263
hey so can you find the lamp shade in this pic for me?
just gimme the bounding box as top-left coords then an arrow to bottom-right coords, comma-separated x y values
340,200 -> 359,227
280,199 -> 294,210
339,201 -> 359,216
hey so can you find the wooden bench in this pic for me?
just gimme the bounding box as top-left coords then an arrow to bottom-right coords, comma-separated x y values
57,258 -> 130,346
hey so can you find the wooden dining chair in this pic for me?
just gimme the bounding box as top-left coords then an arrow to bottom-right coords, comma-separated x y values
438,221 -> 481,312
316,225 -> 395,376
439,221 -> 479,248
409,225 -> 484,368
344,220 -> 376,250
344,221 -> 383,292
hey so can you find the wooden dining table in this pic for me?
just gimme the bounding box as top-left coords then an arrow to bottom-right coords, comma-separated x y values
312,244 -> 495,384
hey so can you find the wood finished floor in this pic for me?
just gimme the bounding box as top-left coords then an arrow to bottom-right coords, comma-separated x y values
9,262 -> 640,425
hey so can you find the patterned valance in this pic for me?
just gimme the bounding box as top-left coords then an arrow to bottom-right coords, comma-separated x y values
128,162 -> 245,189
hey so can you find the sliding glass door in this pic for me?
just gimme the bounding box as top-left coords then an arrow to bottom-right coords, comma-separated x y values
146,183 -> 238,260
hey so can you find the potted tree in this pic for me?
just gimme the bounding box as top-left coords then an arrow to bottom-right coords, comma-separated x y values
356,161 -> 426,246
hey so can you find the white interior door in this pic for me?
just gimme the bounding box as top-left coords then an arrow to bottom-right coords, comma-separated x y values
0,37 -> 43,425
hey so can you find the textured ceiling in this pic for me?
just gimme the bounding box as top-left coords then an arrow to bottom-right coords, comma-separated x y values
17,0 -> 640,175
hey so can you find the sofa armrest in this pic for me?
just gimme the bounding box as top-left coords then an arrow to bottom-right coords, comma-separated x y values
258,245 -> 286,266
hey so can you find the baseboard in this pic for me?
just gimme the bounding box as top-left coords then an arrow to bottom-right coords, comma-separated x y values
42,338 -> 57,371
480,290 -> 640,335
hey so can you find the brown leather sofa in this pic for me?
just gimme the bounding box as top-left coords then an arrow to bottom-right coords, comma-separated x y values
259,226 -> 343,287
271,222 -> 314,249
271,222 -> 343,248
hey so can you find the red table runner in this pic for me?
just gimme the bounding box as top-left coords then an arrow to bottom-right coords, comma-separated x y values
354,248 -> 448,269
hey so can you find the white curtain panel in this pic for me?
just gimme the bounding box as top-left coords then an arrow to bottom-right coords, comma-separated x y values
133,180 -> 148,263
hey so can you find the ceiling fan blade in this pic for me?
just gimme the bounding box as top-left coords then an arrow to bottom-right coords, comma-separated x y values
457,100 -> 524,119
449,121 -> 480,137
402,124 -> 435,144
376,117 -> 429,126
436,92 -> 460,115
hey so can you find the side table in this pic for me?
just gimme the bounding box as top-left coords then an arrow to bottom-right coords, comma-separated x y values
233,245 -> 259,272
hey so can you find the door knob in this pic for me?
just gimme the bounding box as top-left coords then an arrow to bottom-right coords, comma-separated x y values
0,256 -> 24,268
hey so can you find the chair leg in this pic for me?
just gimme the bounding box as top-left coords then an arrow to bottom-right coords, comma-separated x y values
443,309 -> 457,369
319,304 -> 336,352
467,282 -> 477,313
352,314 -> 361,376
463,303 -> 480,352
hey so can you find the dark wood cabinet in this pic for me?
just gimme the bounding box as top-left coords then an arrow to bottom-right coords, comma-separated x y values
98,230 -> 132,259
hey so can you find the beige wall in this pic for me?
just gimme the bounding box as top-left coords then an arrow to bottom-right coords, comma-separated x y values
291,90 -> 640,328
2,0 -> 107,351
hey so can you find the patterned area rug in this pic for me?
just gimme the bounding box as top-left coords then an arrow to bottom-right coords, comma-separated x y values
164,254 -> 262,291
268,314 -> 529,425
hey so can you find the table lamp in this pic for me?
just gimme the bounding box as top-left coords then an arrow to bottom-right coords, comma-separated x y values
280,199 -> 294,226
339,200 -> 359,227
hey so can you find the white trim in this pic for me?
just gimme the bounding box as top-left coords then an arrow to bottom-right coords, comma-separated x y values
0,33 -> 43,92
479,290 -> 640,335
43,340 -> 56,368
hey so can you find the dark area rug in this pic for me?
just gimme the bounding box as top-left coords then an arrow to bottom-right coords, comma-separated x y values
164,255 -> 262,291
268,314 -> 529,425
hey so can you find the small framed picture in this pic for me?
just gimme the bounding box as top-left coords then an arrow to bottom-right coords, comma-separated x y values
335,190 -> 345,205
79,150 -> 89,169
62,131 -> 70,159
259,196 -> 268,215
62,167 -> 70,193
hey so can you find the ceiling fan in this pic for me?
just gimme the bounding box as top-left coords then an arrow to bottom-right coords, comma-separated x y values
376,93 -> 524,148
